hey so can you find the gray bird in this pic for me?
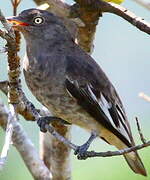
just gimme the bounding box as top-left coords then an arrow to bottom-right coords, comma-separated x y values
7,8 -> 146,176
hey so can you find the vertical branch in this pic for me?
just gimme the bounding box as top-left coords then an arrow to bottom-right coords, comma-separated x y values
40,125 -> 72,180
8,0 -> 21,106
49,124 -> 72,180
0,0 -> 21,170
39,108 -> 72,180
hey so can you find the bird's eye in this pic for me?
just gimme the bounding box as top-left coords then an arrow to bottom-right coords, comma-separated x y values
33,17 -> 44,24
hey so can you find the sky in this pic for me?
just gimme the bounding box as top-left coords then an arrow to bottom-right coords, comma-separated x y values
0,0 -> 150,180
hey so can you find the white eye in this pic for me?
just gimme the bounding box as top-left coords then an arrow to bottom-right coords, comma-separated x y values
33,17 -> 44,24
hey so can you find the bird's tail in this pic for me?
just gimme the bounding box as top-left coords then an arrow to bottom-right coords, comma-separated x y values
103,131 -> 147,176
123,151 -> 147,176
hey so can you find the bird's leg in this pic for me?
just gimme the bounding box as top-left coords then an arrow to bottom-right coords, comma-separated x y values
75,131 -> 98,160
37,116 -> 71,132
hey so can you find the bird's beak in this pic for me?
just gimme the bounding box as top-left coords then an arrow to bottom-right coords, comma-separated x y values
7,16 -> 29,26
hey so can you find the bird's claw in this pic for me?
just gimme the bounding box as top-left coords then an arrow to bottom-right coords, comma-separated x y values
74,144 -> 89,160
74,132 -> 97,160
37,116 -> 71,133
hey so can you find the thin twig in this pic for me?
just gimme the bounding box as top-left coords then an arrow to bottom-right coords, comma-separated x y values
136,117 -> 147,144
79,141 -> 150,158
11,0 -> 21,16
42,123 -> 150,159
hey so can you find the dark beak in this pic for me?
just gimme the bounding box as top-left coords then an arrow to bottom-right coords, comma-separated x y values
7,16 -> 29,26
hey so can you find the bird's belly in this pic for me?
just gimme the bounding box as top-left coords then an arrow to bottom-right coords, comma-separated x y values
41,89 -> 103,134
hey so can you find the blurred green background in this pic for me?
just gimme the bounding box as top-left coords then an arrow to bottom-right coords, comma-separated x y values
0,0 -> 150,179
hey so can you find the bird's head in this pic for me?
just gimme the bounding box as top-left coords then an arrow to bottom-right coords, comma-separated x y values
7,8 -> 69,40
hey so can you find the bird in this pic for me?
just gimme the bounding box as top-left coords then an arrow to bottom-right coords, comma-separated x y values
7,8 -> 146,176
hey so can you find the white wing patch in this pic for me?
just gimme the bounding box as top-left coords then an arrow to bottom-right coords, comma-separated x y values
87,86 -> 131,143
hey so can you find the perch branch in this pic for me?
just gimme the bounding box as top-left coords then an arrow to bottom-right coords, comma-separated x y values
0,100 -> 52,179
79,141 -> 150,158
43,122 -> 149,159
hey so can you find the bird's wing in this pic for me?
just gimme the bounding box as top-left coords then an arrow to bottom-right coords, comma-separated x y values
65,54 -> 134,147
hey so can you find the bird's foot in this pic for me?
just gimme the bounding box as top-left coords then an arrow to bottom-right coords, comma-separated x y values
74,132 -> 97,160
37,116 -> 71,133
75,143 -> 89,160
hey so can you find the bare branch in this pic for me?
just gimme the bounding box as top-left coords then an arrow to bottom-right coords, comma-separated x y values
73,1 -> 150,35
131,0 -> 150,11
0,10 -> 15,38
42,123 -> 150,159
39,108 -> 72,180
0,105 -> 17,170
98,1 -> 150,35
44,124 -> 77,150
34,0 -> 150,52
139,92 -> 150,103
0,100 -> 52,179
80,141 -> 150,158
11,0 -> 21,16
